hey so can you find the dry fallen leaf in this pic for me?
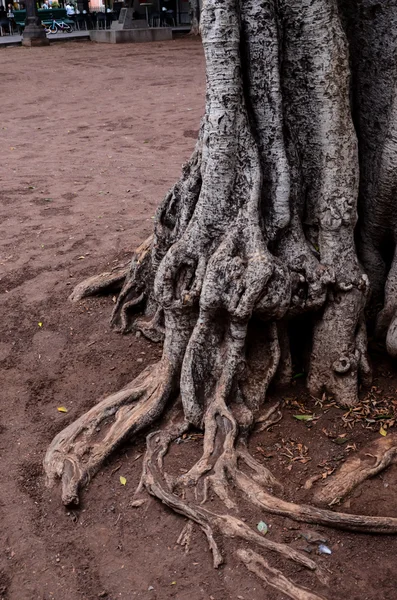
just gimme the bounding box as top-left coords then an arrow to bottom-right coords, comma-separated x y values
293,414 -> 314,421
120,476 -> 127,486
57,406 -> 68,413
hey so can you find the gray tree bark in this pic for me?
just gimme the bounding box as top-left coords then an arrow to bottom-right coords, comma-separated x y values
189,0 -> 200,34
45,1 -> 397,597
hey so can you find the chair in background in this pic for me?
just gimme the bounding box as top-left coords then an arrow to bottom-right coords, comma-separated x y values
150,10 -> 160,26
162,9 -> 175,26
96,11 -> 106,29
75,12 -> 87,29
0,17 -> 12,36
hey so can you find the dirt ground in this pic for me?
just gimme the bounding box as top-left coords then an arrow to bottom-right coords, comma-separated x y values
1,38 -> 397,600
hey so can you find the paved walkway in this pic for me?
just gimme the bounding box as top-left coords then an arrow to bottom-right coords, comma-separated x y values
0,25 -> 190,47
0,29 -> 90,46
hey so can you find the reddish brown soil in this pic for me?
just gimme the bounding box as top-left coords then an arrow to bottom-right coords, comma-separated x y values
1,39 -> 397,600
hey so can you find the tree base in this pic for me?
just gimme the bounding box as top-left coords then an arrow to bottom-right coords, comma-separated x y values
44,0 -> 397,596
22,19 -> 50,47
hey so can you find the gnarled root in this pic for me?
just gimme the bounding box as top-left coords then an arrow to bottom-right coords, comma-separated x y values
313,433 -> 397,507
139,390 -> 397,600
141,424 -> 325,577
69,234 -> 152,306
235,468 -> 397,534
44,361 -> 172,506
69,265 -> 128,303
44,310 -> 192,505
238,549 -> 327,600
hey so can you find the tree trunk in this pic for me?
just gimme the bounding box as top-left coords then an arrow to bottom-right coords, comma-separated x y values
45,1 -> 397,598
189,0 -> 200,35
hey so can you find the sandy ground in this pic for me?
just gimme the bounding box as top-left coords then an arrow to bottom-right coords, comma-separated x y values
1,39 -> 397,600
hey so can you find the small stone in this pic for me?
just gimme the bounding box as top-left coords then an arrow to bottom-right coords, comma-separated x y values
318,544 -> 332,555
257,521 -> 268,534
135,331 -> 141,338
148,586 -> 154,591
137,358 -> 143,363
130,499 -> 145,508
98,592 -> 108,598
300,531 -> 327,544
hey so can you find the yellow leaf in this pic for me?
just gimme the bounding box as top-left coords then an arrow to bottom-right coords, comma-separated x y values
170,582 -> 176,585
38,322 -> 43,327
380,426 -> 387,437
120,476 -> 127,486
57,406 -> 68,413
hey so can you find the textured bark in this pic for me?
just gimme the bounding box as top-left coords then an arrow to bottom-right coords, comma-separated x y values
189,0 -> 200,35
46,1 -> 397,598
340,1 -> 397,354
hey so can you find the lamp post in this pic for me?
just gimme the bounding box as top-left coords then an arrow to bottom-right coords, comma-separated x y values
22,0 -> 49,45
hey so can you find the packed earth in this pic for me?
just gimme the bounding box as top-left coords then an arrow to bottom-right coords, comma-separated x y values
1,38 -> 397,600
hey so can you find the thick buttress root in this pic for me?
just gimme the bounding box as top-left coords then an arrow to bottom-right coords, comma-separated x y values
69,265 -> 129,303
44,308 -> 193,505
69,235 -> 156,337
44,361 -> 173,505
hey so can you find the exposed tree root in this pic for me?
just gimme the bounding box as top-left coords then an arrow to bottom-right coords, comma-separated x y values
45,374 -> 397,595
141,424 -> 326,577
69,265 -> 128,303
313,433 -> 397,506
69,234 -> 153,322
44,361 -> 171,505
238,549 -> 327,600
256,401 -> 283,432
235,469 -> 397,534
44,309 -> 192,505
